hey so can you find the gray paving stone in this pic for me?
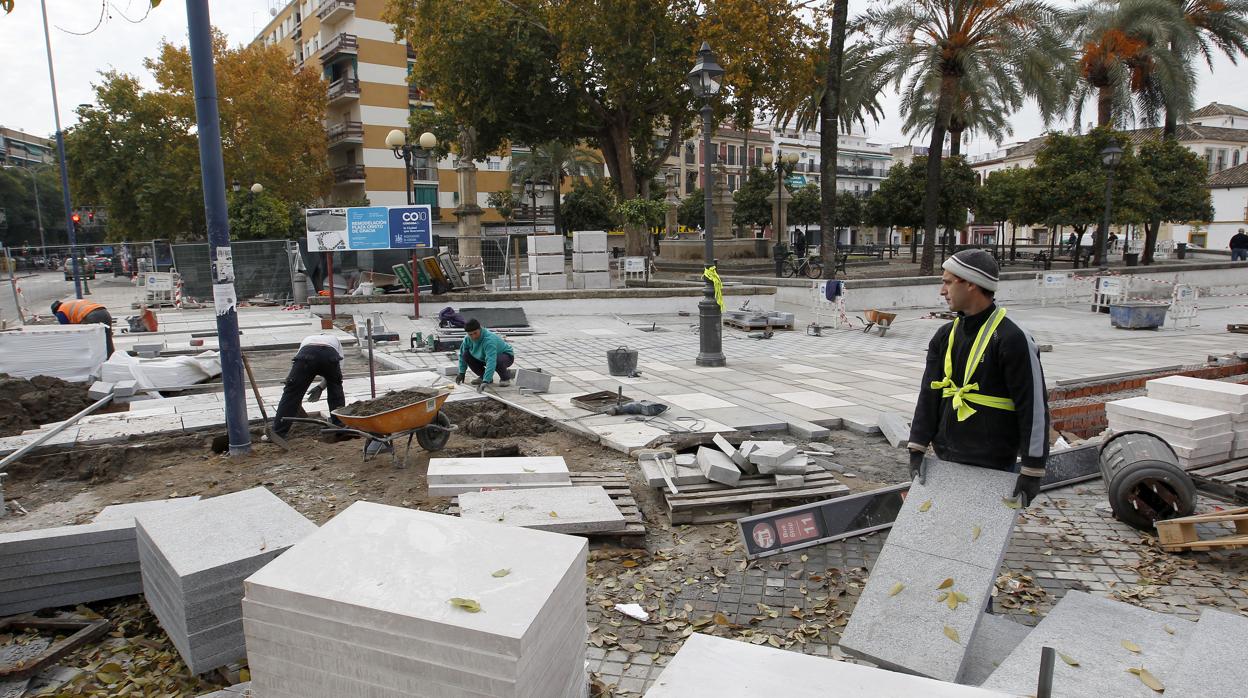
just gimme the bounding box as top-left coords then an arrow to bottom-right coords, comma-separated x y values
746,441 -> 799,468
644,632 -> 1015,697
0,519 -> 133,556
878,412 -> 912,448
457,485 -> 626,534
88,381 -> 114,399
0,578 -> 140,617
0,542 -> 137,580
1165,608 -> 1248,698
639,459 -> 708,488
0,561 -> 137,594
961,614 -> 1031,686
699,406 -> 788,433
757,454 -> 809,476
773,474 -> 805,489
734,441 -> 758,475
698,446 -> 741,486
426,456 -> 571,486
196,682 -> 253,698
982,591 -> 1194,698
92,496 -> 202,523
784,417 -> 831,439
712,433 -> 739,461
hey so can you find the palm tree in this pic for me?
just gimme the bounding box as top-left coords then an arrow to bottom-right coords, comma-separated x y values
1163,0 -> 1248,135
510,141 -> 604,234
868,0 -> 1070,275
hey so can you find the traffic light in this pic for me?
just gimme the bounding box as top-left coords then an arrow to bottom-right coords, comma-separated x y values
71,212 -> 81,225
87,210 -> 95,223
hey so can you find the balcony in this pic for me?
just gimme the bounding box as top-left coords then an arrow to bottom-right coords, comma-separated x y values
410,166 -> 438,182
836,164 -> 889,178
316,0 -> 354,24
326,120 -> 364,148
332,164 -> 366,184
319,33 -> 357,63
408,84 -> 430,102
327,77 -> 360,105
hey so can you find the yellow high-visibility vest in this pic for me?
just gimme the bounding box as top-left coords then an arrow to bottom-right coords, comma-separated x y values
930,307 -> 1017,421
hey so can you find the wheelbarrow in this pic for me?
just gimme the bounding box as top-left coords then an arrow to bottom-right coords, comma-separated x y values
858,309 -> 897,337
285,389 -> 456,467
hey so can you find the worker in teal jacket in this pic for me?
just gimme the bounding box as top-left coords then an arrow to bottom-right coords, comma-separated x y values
455,318 -> 515,390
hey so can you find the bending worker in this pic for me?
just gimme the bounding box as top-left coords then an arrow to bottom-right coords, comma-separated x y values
51,299 -> 114,358
272,333 -> 345,439
455,318 -> 514,390
907,249 -> 1050,506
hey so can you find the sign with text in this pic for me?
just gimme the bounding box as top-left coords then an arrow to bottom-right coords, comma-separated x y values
305,205 -> 432,252
737,484 -> 909,559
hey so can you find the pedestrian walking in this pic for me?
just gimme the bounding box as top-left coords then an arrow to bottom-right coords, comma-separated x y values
1230,228 -> 1248,261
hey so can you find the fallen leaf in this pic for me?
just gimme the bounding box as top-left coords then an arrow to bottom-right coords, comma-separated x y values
621,559 -> 638,568
943,626 -> 960,644
239,668 -> 251,682
938,578 -> 954,589
954,592 -> 968,602
919,500 -> 933,512
549,511 -> 559,518
937,591 -> 949,602
1122,640 -> 1141,653
946,594 -> 959,610
449,597 -> 482,613
492,568 -> 510,578
713,612 -> 732,626
1163,625 -> 1175,635
620,643 -> 643,653
1127,667 -> 1164,692
972,526 -> 982,541
889,582 -> 905,597
1059,652 -> 1079,667
1002,497 -> 1022,509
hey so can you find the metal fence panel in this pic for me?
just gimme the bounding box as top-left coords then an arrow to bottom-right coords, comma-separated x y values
172,240 -> 294,302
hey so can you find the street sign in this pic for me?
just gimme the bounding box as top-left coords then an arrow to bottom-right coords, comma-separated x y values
305,205 -> 432,252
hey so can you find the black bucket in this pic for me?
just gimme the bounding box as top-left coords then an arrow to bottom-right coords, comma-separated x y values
1099,431 -> 1196,530
606,346 -> 639,376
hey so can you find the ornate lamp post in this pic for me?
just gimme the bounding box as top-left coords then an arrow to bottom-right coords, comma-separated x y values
762,150 -> 799,247
385,129 -> 438,206
688,41 -> 726,367
1096,142 -> 1124,269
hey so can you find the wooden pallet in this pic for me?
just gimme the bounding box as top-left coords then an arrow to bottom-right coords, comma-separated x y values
723,318 -> 795,331
663,465 -> 850,525
1187,458 -> 1248,503
1155,506 -> 1248,551
447,471 -> 646,537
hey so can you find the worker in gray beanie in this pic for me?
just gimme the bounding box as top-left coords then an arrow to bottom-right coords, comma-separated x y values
907,249 -> 1051,508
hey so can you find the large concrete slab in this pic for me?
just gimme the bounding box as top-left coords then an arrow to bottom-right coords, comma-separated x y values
961,614 -> 1031,686
92,496 -> 202,523
1105,396 -> 1231,428
1166,608 -> 1248,698
878,412 -> 911,448
840,459 -> 1018,683
982,591 -> 1194,698
426,457 -> 571,486
639,459 -> 708,488
757,454 -> 808,476
457,486 -> 625,534
747,441 -> 799,468
697,446 -> 741,486
644,633 -> 1015,698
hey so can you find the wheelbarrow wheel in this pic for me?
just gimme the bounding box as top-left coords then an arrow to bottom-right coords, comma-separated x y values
416,412 -> 452,452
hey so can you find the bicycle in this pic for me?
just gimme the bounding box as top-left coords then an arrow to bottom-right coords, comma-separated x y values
782,252 -> 824,279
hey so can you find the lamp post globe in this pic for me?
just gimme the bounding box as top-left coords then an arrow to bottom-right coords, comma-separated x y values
250,183 -> 263,194
385,129 -> 406,149
418,131 -> 437,150
689,41 -> 726,367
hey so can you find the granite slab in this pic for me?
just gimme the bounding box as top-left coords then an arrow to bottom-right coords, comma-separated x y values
747,441 -> 799,468
457,486 -> 625,533
426,457 -> 571,486
1165,608 -> 1248,698
774,474 -> 806,489
639,459 -> 708,488
757,454 -> 808,476
961,614 -> 1031,686
982,590 -> 1194,698
697,446 -> 741,486
92,496 -> 202,523
878,412 -> 912,448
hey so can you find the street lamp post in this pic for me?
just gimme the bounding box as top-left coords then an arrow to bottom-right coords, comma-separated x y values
762,150 -> 799,248
386,129 -> 437,320
1096,143 -> 1124,269
688,41 -> 726,368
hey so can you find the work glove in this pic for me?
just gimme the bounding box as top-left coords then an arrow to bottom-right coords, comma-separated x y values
454,373 -> 465,385
476,381 -> 487,394
306,382 -> 324,402
1012,473 -> 1042,508
908,450 -> 927,484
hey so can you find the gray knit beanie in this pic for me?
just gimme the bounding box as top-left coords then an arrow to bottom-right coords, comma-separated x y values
942,249 -> 999,292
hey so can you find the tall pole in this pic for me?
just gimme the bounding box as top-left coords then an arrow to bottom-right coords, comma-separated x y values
186,0 -> 250,456
696,101 -> 725,367
1097,168 -> 1115,269
38,0 -> 81,299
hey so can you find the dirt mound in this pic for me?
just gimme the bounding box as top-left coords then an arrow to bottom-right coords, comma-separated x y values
451,406 -> 555,439
337,387 -> 442,416
0,374 -> 95,437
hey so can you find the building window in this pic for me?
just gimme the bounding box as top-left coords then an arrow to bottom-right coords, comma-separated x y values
727,145 -> 736,166
1217,149 -> 1228,172
685,143 -> 695,165
755,147 -> 763,167
686,171 -> 697,194
1206,148 -> 1215,173
728,174 -> 737,191
1235,150 -> 1241,167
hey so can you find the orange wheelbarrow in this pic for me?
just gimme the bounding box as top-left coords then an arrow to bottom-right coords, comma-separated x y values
858,309 -> 897,337
286,389 -> 456,467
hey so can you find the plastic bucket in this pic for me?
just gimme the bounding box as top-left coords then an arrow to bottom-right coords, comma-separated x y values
606,346 -> 639,376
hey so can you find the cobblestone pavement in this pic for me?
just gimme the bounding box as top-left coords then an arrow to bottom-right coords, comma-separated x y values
583,480 -> 1248,696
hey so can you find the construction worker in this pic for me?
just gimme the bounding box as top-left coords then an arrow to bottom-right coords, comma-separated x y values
51,299 -> 114,358
455,318 -> 514,390
272,333 -> 345,439
908,249 -> 1050,507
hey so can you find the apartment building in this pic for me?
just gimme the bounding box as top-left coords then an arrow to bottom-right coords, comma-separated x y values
253,0 -> 509,225
0,127 -> 54,168
771,124 -> 892,199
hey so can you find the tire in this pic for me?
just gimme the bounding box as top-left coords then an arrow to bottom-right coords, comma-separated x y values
803,260 -> 823,279
416,412 -> 452,452
782,260 -> 799,278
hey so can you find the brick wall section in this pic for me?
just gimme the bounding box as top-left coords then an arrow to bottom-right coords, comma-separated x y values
1050,363 -> 1248,438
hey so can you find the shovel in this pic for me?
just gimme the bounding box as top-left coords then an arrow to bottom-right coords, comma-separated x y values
242,352 -> 288,450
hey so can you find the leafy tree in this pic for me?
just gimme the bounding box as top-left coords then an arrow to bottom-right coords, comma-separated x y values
228,189 -> 291,241
486,190 -> 519,225
1162,0 -> 1248,136
869,158 -> 978,256
772,42 -> 891,135
510,142 -> 603,234
1135,137 -> 1212,263
561,182 -> 616,234
67,33 -> 329,241
614,198 -> 666,256
0,165 -> 64,247
834,191 -> 862,230
977,167 -> 1036,250
678,189 -> 705,229
868,0 -> 1068,274
789,184 -> 821,231
732,167 -> 778,228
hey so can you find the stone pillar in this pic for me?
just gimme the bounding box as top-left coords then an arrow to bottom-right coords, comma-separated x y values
711,165 -> 735,239
454,159 -> 483,263
767,183 -> 792,245
664,171 -> 679,237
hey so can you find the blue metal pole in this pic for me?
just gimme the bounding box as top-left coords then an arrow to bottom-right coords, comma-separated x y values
38,0 -> 81,299
186,0 -> 250,456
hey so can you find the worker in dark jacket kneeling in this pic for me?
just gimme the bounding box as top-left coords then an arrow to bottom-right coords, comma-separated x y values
907,249 -> 1050,507
51,299 -> 114,358
455,318 -> 514,391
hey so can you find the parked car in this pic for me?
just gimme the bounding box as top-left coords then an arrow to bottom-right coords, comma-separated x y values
63,258 -> 97,280
92,255 -> 113,273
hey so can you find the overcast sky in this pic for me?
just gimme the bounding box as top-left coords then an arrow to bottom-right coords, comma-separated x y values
2,0 -> 1247,158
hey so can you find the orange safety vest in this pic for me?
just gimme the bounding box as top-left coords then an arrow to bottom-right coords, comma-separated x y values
59,299 -> 106,324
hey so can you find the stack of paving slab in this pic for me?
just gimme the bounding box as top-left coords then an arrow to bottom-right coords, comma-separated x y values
696,435 -> 809,489
1146,375 -> 1248,458
638,451 -> 708,489
644,632 -> 1015,697
572,230 -> 611,289
242,501 -> 589,698
527,234 -> 567,290
0,496 -> 200,617
136,487 -> 317,675
1105,395 -> 1233,468
427,456 -> 572,496
840,458 -> 1019,683
457,485 -> 626,534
